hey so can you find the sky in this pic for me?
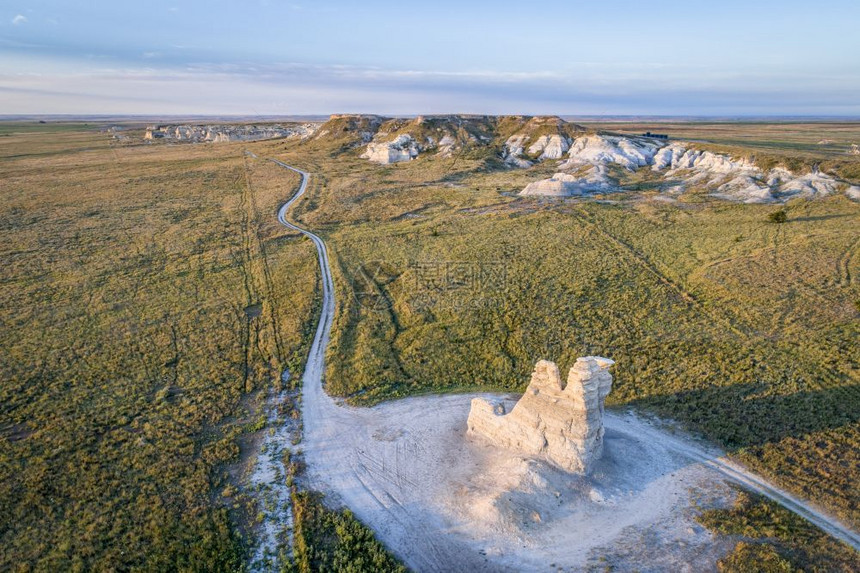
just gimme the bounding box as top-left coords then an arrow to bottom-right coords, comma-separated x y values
2,0 -> 860,116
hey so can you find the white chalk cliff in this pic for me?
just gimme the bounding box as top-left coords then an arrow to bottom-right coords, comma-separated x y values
328,114 -> 858,202
361,134 -> 421,164
468,357 -> 615,474
503,134 -> 534,168
527,134 -> 571,160
500,116 -> 584,167
520,135 -> 860,202
562,135 -> 662,170
654,143 -> 857,202
144,123 -> 317,143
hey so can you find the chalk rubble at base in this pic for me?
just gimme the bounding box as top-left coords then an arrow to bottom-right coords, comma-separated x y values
468,356 -> 615,474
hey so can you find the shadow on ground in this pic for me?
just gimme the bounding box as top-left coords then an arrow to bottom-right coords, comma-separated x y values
632,382 -> 860,448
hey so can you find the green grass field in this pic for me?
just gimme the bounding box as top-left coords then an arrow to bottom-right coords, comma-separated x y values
698,487 -> 859,572
1,119 -> 858,570
0,127 -> 319,570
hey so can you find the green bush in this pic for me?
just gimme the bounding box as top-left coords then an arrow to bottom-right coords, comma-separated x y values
717,542 -> 796,573
292,491 -> 407,573
768,209 -> 788,223
699,489 -> 859,571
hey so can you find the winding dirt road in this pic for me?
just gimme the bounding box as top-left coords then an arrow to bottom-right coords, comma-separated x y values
269,159 -> 860,570
271,159 -> 335,434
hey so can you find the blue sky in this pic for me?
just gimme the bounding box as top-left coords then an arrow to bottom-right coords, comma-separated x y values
2,0 -> 859,115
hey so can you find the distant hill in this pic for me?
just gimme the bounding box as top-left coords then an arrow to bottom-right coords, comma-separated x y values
311,114 -> 587,164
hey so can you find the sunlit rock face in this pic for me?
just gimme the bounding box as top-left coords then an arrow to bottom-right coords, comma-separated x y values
467,357 -> 614,474
527,134 -> 571,160
361,134 -> 420,164
519,134 -> 860,202
520,166 -> 615,196
563,135 -> 662,170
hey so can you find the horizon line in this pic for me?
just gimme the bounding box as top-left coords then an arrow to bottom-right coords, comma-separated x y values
4,113 -> 860,123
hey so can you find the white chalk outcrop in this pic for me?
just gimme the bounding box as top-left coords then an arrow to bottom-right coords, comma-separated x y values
520,166 -> 614,196
503,134 -> 533,168
654,144 -> 855,202
520,134 -> 663,198
144,123 -> 317,143
652,143 -> 756,174
520,134 -> 860,202
311,114 -> 385,144
359,115 -> 495,163
361,134 -> 421,164
563,135 -> 662,170
527,134 -> 571,160
499,116 -> 584,167
468,357 -> 615,474
436,135 -> 457,156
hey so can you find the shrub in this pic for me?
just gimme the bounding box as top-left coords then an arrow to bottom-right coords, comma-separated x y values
768,209 -> 788,223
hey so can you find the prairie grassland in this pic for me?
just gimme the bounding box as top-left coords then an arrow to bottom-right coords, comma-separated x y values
596,121 -> 860,156
291,490 -> 407,573
0,127 -> 319,570
257,131 -> 860,551
2,120 -> 858,570
0,123 -> 117,160
698,488 -> 859,571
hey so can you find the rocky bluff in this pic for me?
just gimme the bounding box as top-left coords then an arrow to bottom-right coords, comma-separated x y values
468,357 -> 615,474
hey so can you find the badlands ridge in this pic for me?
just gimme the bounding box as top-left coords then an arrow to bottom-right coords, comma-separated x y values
320,114 -> 859,203
144,123 -> 316,143
146,114 -> 860,203
518,135 -> 860,203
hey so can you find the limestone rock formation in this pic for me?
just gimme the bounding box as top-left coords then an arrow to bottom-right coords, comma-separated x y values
468,357 -> 615,474
520,134 -> 860,202
311,114 -> 385,145
653,143 -> 756,175
143,123 -> 317,143
653,144 -> 852,202
563,135 -> 662,170
358,115 -> 499,163
527,134 -> 571,160
503,134 -> 533,168
520,166 -> 614,196
361,134 -> 420,164
500,116 -> 585,168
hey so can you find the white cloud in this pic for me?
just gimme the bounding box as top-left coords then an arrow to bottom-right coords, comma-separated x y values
2,56 -> 860,116
12,14 -> 28,25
